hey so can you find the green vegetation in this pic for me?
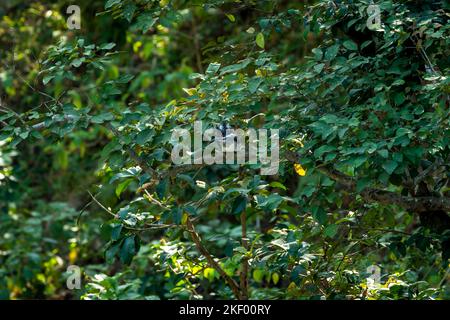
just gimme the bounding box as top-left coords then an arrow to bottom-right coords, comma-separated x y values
0,0 -> 449,300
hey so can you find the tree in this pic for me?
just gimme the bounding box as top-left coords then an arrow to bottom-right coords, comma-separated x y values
0,0 -> 449,300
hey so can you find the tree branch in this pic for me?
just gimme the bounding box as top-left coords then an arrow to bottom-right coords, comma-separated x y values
317,166 -> 450,212
185,216 -> 242,299
285,150 -> 450,213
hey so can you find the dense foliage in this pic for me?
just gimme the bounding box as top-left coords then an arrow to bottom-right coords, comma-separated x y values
0,0 -> 449,300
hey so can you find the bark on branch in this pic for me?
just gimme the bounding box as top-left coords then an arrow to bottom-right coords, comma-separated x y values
185,216 -> 242,299
285,150 -> 450,213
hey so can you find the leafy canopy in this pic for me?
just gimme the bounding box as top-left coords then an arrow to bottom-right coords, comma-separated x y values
0,0 -> 449,300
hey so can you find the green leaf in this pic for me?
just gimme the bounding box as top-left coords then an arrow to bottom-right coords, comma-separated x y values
325,44 -> 339,60
223,188 -> 250,199
382,160 -> 398,175
220,59 -> 251,75
111,224 -> 123,241
225,14 -> 235,22
356,178 -> 371,193
43,75 -> 55,85
253,269 -> 264,283
272,273 -> 280,285
324,224 -> 338,238
136,128 -> 154,146
231,195 -> 247,215
314,145 -> 336,158
105,0 -> 121,9
269,181 -> 287,191
377,149 -> 389,158
105,242 -> 121,263
134,14 -> 158,33
156,178 -> 168,199
204,268 -> 217,282
312,207 -> 327,225
172,207 -> 183,224
256,194 -> 284,211
110,167 -> 140,183
71,58 -> 84,68
312,48 -> 323,60
116,179 -> 132,198
120,235 -> 138,265
116,74 -> 134,83
343,40 -> 358,51
100,43 -> 116,50
91,112 -> 114,124
256,33 -> 265,49
206,62 -> 221,75
123,3 -> 137,22
248,77 -> 263,93
314,63 -> 325,73
19,131 -> 29,139
91,61 -> 105,70
392,79 -> 405,86
346,155 -> 367,169
394,92 -> 405,106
